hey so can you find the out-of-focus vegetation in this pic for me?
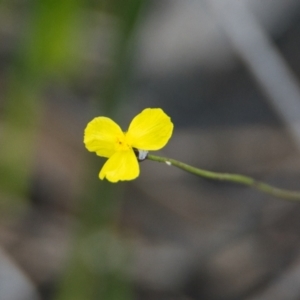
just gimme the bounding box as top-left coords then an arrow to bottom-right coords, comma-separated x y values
0,1 -> 146,299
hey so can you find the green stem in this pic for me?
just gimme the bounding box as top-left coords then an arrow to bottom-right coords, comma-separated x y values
147,154 -> 300,202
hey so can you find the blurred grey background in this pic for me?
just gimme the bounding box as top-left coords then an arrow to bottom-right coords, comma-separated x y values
1,0 -> 300,299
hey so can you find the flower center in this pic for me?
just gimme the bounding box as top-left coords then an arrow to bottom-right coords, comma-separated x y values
115,135 -> 131,151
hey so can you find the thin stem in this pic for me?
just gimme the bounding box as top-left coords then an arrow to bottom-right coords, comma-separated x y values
147,154 -> 300,202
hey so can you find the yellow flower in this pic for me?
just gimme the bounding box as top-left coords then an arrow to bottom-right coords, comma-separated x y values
84,108 -> 173,182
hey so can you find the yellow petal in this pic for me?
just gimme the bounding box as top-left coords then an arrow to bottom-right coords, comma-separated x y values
99,150 -> 139,182
126,108 -> 173,150
84,117 -> 124,158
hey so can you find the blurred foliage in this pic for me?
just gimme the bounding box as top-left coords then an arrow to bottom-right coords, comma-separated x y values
0,0 -> 146,299
57,0 -> 145,297
101,0 -> 146,114
0,0 -> 83,198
